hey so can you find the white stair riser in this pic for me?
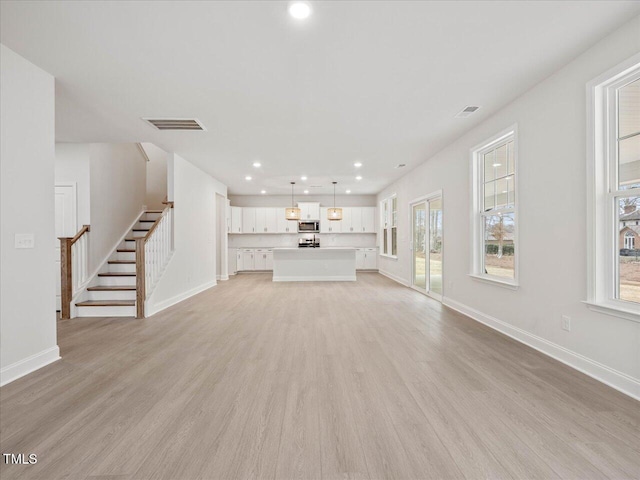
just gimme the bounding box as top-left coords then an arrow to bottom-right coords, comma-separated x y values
141,214 -> 161,221
114,252 -> 136,262
86,290 -> 136,301
108,263 -> 136,273
76,305 -> 136,317
132,231 -> 148,238
99,276 -> 136,286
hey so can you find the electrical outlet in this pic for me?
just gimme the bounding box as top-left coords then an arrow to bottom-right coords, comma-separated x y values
561,315 -> 571,331
15,234 -> 35,249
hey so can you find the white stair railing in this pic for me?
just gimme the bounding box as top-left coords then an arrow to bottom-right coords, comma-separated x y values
135,203 -> 174,318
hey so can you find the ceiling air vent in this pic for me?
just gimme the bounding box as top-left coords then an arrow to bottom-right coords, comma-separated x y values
143,118 -> 206,131
455,106 -> 480,118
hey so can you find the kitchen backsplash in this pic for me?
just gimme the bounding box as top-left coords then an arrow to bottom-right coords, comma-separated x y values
228,233 -> 377,248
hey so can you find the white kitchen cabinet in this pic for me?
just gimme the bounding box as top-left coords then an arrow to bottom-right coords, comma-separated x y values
242,249 -> 255,270
254,249 -> 274,271
355,248 -> 366,269
230,206 -> 242,234
254,249 -> 267,270
242,208 -> 256,234
356,248 -> 378,270
277,209 -> 298,233
320,208 -> 342,233
236,249 -> 243,271
361,207 -> 376,233
298,202 -> 320,220
342,207 -> 362,233
364,248 -> 378,269
265,208 -> 278,233
228,248 -> 237,274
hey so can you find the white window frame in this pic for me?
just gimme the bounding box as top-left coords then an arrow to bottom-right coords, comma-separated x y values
470,125 -> 519,289
586,53 -> 640,323
380,194 -> 398,259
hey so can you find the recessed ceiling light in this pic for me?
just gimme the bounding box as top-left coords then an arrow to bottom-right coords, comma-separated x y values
356,176 -> 362,180
245,176 -> 252,181
261,190 -> 267,194
493,163 -> 501,167
354,162 -> 362,168
288,1 -> 312,20
253,161 -> 261,168
301,176 -> 307,181
346,190 -> 351,194
304,189 -> 309,194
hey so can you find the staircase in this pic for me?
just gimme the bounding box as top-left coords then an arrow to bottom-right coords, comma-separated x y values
74,210 -> 163,317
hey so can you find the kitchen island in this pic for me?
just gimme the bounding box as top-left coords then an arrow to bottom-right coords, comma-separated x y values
272,247 -> 356,282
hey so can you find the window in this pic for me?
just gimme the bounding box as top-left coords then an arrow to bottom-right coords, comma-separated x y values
587,55 -> 640,321
380,194 -> 397,258
471,127 -> 518,287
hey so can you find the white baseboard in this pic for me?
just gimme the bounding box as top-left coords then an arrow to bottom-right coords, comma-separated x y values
378,269 -> 409,286
218,275 -> 229,281
442,297 -> 640,401
0,346 -> 61,387
145,280 -> 217,317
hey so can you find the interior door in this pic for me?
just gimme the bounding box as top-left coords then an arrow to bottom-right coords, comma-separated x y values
55,185 -> 77,310
411,193 -> 443,300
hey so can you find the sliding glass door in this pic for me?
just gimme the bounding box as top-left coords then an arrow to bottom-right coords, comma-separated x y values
411,193 -> 443,300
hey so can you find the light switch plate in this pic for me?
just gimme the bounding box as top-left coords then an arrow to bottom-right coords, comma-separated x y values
15,234 -> 35,249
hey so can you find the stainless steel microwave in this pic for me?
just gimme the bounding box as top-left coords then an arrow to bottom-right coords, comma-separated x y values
298,221 -> 319,233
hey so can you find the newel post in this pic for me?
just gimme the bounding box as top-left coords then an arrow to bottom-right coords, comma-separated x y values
135,237 -> 146,319
60,237 -> 72,319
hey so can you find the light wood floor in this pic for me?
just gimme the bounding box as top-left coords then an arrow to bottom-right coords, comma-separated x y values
1,273 -> 638,480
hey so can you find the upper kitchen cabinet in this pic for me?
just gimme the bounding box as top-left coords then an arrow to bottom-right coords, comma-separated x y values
230,206 -> 243,234
242,207 -> 256,234
255,207 -> 278,234
340,207 -> 376,233
298,202 -> 320,221
320,208 -> 342,233
361,207 -> 376,233
277,208 -> 298,233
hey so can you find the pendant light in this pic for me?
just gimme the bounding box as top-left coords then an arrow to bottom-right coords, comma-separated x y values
285,182 -> 301,220
327,181 -> 343,221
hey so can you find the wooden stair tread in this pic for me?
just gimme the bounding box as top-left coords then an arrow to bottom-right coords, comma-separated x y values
87,286 -> 136,291
76,300 -> 135,307
124,238 -> 137,241
139,219 -> 155,223
132,228 -> 150,232
117,249 -> 135,253
145,210 -> 163,213
108,260 -> 135,264
98,272 -> 136,277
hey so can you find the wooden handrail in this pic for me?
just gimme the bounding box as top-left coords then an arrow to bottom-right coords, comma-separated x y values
70,225 -> 90,245
60,225 -> 90,320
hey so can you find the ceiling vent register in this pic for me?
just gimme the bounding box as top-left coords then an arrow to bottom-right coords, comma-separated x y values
455,106 -> 480,118
143,118 -> 206,131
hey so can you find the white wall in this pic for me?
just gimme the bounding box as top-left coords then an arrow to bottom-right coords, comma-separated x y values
229,194 -> 376,208
89,143 -> 146,274
146,154 -> 227,315
0,45 -> 59,385
141,142 -> 168,210
55,143 -> 91,228
377,17 -> 640,398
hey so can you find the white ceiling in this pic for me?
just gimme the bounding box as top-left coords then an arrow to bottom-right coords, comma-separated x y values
2,1 -> 639,195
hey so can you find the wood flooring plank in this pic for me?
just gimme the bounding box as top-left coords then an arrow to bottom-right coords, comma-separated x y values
0,273 -> 637,480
